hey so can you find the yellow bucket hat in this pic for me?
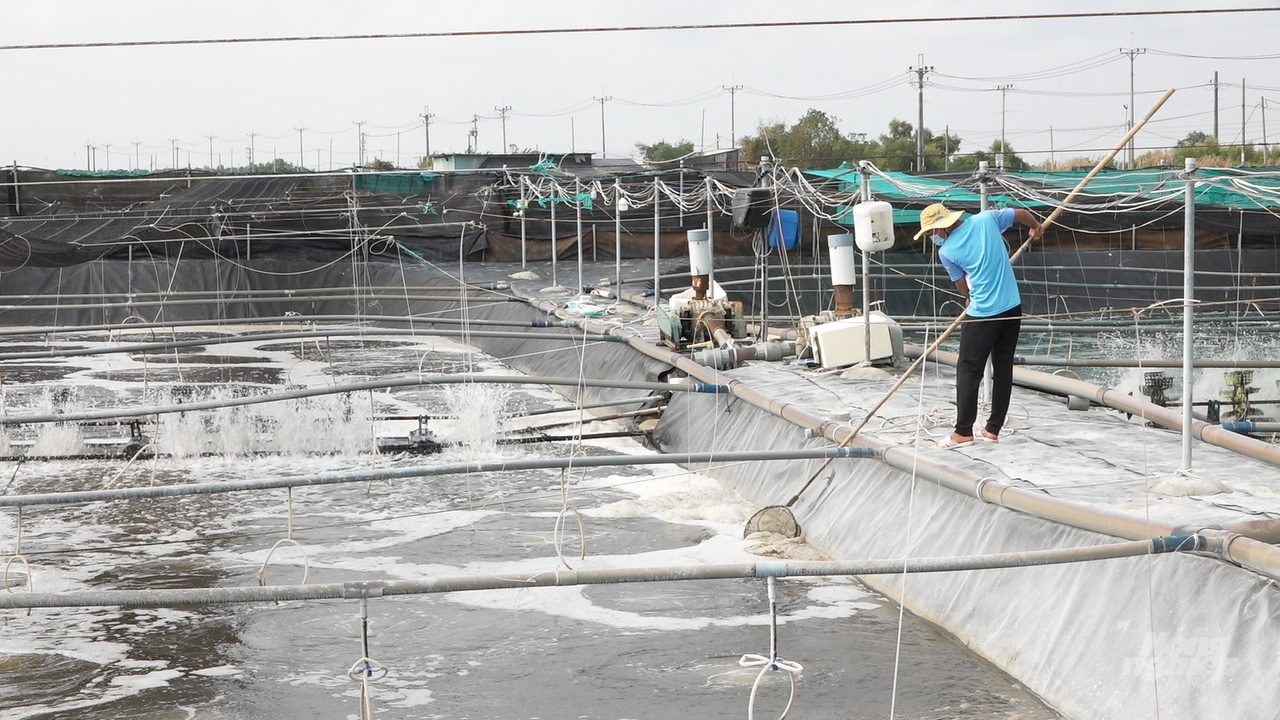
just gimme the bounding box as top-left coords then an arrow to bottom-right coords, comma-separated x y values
913,203 -> 964,240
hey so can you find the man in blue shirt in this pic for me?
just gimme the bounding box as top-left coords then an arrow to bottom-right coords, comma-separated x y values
915,203 -> 1043,449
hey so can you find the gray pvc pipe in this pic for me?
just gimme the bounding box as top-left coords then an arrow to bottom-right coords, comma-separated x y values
0,313 -> 568,339
0,375 -> 731,426
0,448 -> 876,508
0,327 -> 620,362
0,535 -> 1206,610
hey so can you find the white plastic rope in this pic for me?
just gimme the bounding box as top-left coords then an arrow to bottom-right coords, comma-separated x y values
738,575 -> 803,720
258,486 -> 310,586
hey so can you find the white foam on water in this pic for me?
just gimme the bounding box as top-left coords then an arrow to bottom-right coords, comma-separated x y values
109,667 -> 185,689
347,531 -> 878,633
189,664 -> 243,677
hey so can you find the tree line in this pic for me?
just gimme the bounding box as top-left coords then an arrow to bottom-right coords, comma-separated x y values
637,108 -> 1272,172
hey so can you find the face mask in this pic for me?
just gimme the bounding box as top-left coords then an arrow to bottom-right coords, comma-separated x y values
930,234 -> 946,246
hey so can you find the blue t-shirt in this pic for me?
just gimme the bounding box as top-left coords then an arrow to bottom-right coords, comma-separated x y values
938,208 -> 1020,318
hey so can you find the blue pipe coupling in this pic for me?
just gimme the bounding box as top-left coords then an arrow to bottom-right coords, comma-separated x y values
1150,534 -> 1206,553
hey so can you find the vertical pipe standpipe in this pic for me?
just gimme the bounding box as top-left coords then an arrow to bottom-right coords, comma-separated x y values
519,178 -> 528,269
1182,157 -> 1198,472
614,179 -> 624,288
858,167 -> 874,361
705,176 -> 716,292
827,233 -> 856,318
550,196 -> 559,289
653,177 -> 661,303
575,178 -> 584,292
687,229 -> 713,301
978,160 -> 990,212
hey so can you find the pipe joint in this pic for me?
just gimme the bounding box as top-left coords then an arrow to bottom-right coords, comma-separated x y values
755,561 -> 789,577
342,581 -> 385,599
973,476 -> 1000,502
1150,534 -> 1207,554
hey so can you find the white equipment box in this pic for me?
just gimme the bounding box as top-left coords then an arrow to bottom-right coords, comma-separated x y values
809,312 -> 903,368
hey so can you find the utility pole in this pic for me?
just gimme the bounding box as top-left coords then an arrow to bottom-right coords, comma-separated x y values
593,95 -> 612,158
168,139 -> 178,170
1263,97 -> 1270,165
205,136 -> 215,170
295,127 -> 307,171
909,57 -> 933,172
86,143 -> 92,172
104,143 -> 112,172
468,115 -> 478,153
1242,78 -> 1248,165
247,133 -> 258,170
723,84 -> 743,148
944,124 -> 950,170
420,107 -> 435,163
133,141 -> 141,171
996,84 -> 1015,170
1213,71 -> 1220,141
1121,48 -> 1146,169
354,121 -> 366,167
495,105 -> 512,152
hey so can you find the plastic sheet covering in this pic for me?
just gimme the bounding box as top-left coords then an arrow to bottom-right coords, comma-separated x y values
644,374 -> 1280,720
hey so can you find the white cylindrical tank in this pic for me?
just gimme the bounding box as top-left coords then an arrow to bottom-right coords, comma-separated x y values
827,233 -> 856,287
853,201 -> 895,252
686,229 -> 712,275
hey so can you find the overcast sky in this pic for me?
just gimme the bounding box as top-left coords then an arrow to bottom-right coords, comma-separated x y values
2,1 -> 1278,172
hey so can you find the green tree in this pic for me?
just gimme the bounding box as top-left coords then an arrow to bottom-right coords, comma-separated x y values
238,158 -> 304,174
950,140 -> 1030,172
1171,131 -> 1266,166
870,119 -> 961,172
636,139 -> 695,163
739,110 -> 867,169
367,158 -> 395,170
738,113 -> 961,171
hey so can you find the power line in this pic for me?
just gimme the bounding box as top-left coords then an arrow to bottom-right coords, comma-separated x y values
1,8 -> 1277,51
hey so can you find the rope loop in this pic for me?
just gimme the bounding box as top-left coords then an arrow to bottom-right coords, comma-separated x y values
347,657 -> 389,682
257,538 -> 310,586
4,554 -> 33,594
347,657 -> 388,720
553,506 -> 587,569
738,653 -> 802,720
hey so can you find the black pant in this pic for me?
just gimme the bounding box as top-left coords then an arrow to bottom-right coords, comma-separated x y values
954,306 -> 1021,437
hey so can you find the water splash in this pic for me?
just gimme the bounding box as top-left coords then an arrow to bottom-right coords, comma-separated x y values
153,385 -> 374,457
442,382 -> 511,459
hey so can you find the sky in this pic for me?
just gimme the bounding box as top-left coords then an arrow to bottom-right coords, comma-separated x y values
2,1 -> 1278,172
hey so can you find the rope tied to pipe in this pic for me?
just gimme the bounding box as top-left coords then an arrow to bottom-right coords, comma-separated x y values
738,575 -> 803,720
553,462 -> 587,569
5,507 -> 33,616
258,486 -> 310,586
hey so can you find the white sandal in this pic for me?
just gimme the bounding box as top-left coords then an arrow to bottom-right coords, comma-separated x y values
933,435 -> 975,450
